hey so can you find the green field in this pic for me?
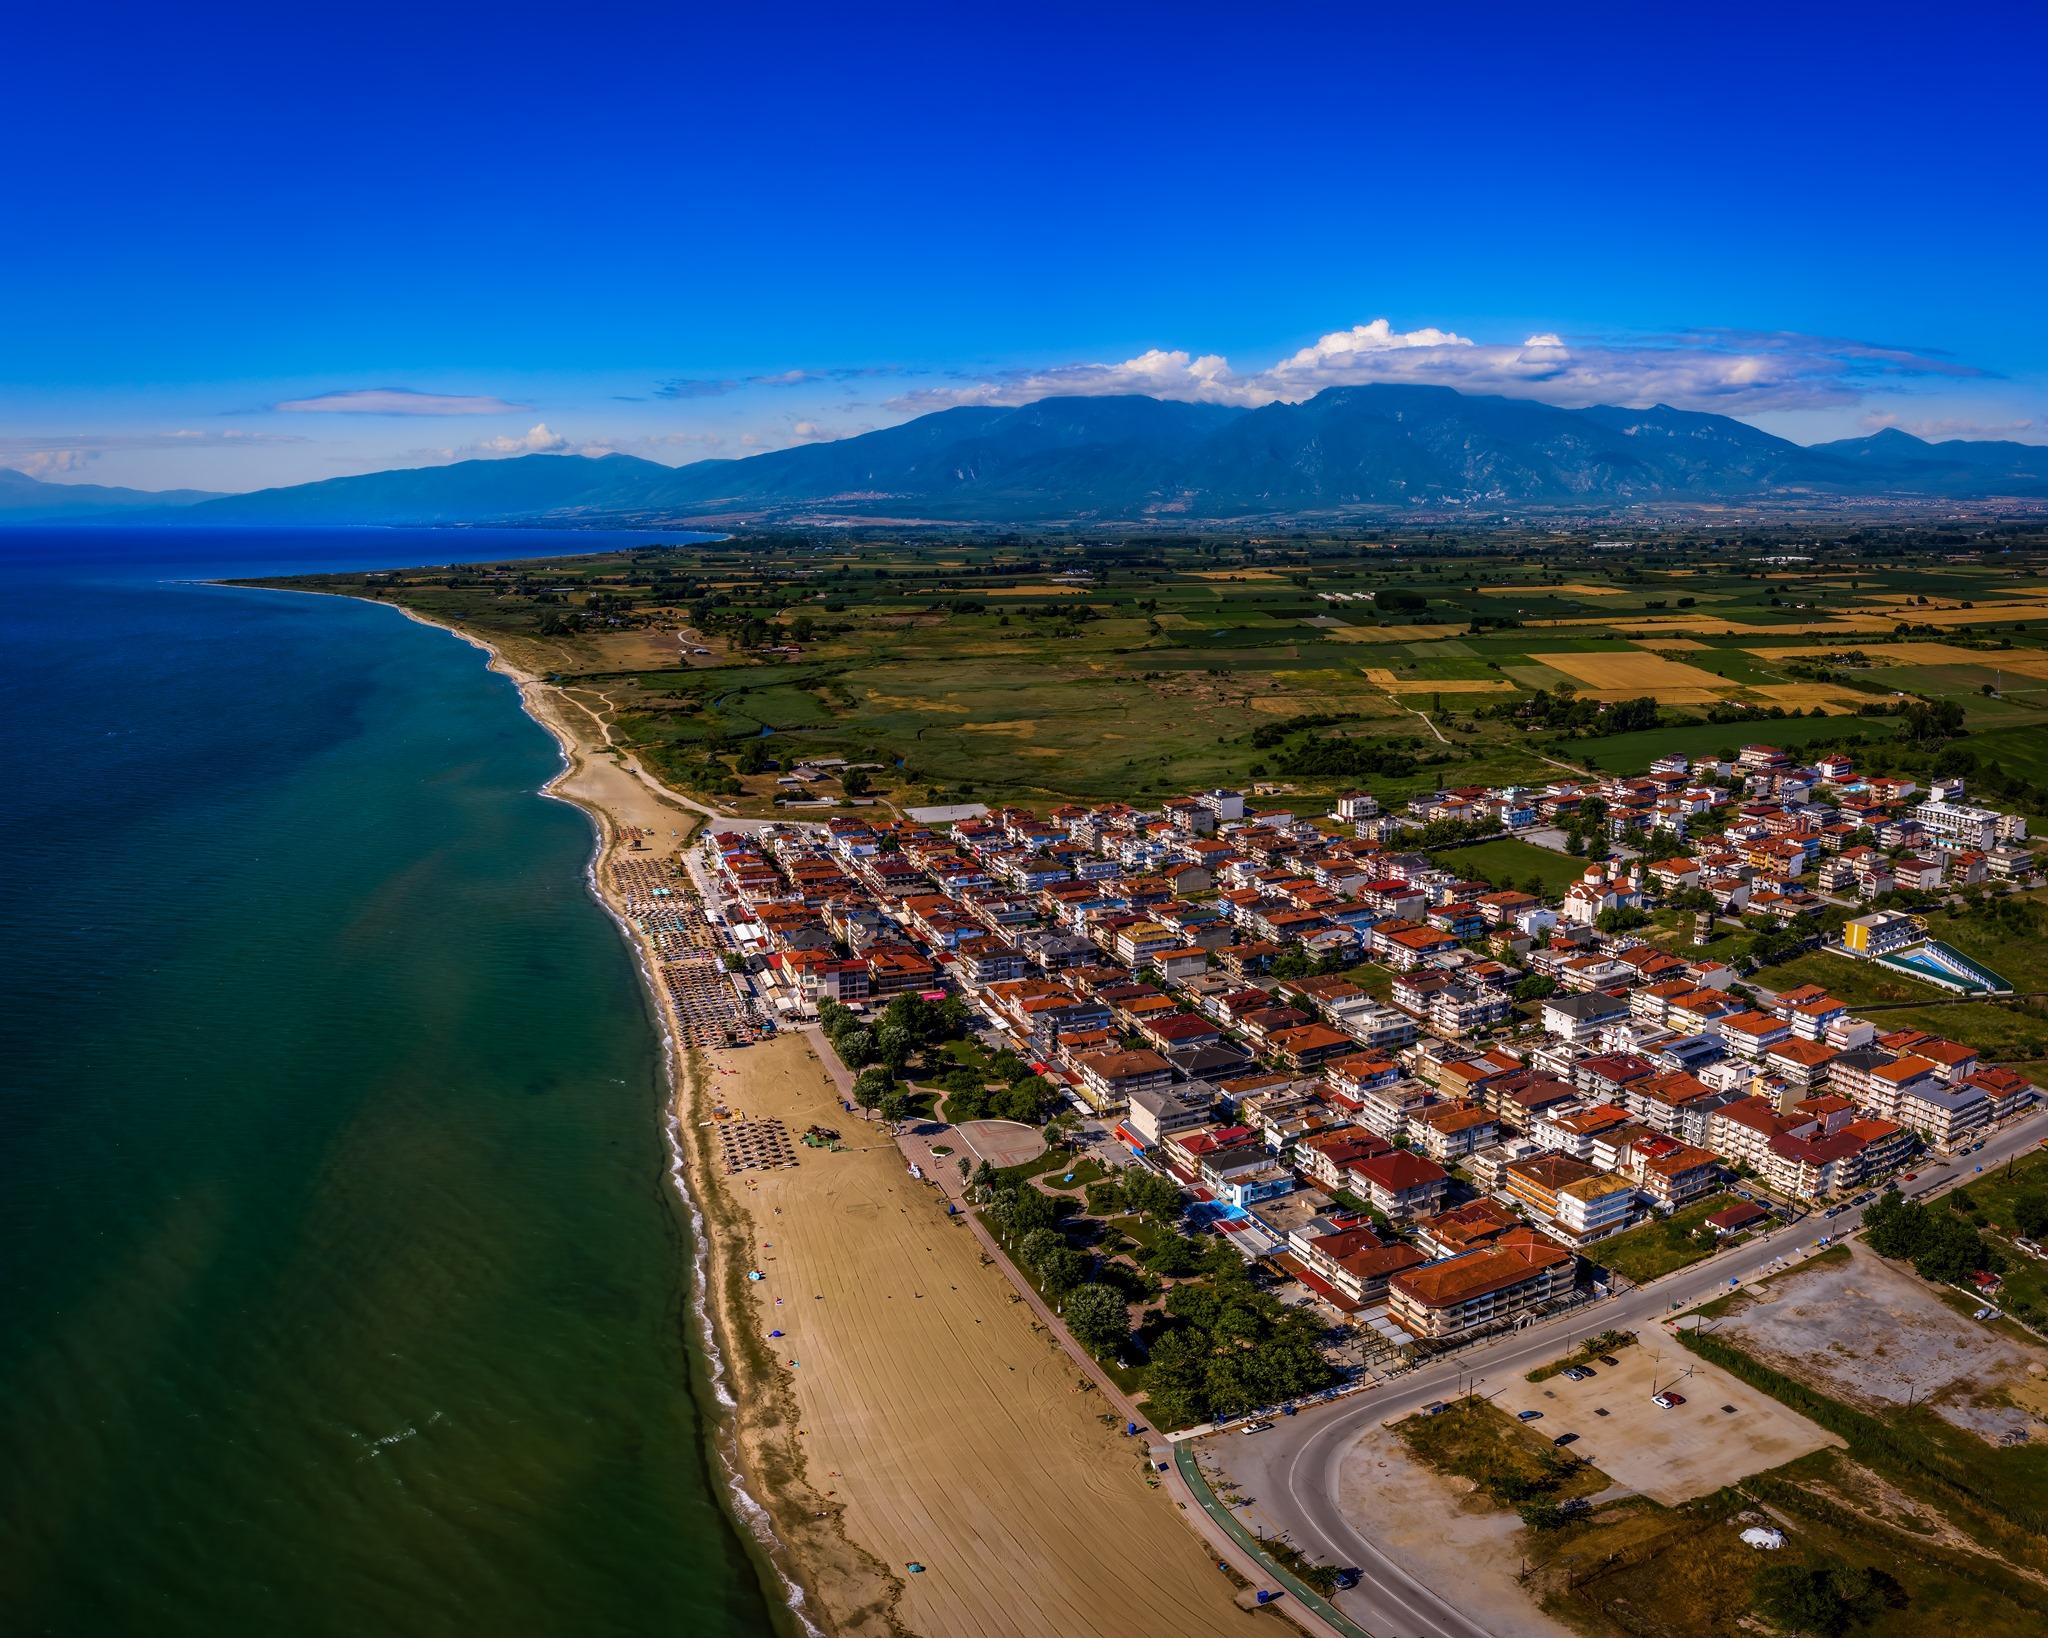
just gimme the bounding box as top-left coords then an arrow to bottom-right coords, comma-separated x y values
1756,895 -> 2048,1065
250,537 -> 2048,813
1590,1194 -> 1740,1285
1432,837 -> 1591,895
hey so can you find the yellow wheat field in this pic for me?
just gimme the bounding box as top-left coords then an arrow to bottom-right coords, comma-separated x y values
1363,668 -> 1515,694
1538,650 -> 1737,698
1745,641 -> 2048,677
1476,582 -> 1626,597
1750,684 -> 1877,711
1323,623 -> 1466,643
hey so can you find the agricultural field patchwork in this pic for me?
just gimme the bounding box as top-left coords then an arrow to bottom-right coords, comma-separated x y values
257,530 -> 2048,813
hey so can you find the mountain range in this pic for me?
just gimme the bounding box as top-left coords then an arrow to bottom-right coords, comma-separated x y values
0,466 -> 223,522
8,386 -> 2048,527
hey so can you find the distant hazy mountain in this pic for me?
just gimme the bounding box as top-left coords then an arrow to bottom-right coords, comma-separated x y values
637,387 -> 2048,518
31,387 -> 2048,529
187,450 -> 682,525
1808,426 -> 2048,492
0,466 -> 221,521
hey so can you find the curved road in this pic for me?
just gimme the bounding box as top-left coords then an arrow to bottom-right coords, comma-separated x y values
1210,1109 -> 2048,1638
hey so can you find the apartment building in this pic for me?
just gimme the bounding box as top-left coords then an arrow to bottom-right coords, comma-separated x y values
1388,1229 -> 1577,1341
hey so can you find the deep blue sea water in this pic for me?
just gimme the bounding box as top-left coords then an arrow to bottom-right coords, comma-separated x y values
0,528 -> 776,1635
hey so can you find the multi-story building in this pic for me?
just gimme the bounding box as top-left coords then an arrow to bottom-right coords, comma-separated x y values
1388,1229 -> 1577,1341
1411,1102 -> 1501,1165
1072,1047 -> 1174,1114
1349,1150 -> 1451,1220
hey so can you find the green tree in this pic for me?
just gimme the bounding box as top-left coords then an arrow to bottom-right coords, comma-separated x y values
1141,1232 -> 1205,1278
1752,1562 -> 1904,1635
1063,1283 -> 1131,1356
1121,1168 -> 1185,1224
850,1065 -> 892,1111
835,1026 -> 877,1069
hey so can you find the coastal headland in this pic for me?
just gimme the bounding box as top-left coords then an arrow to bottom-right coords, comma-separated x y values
277,587 -> 1260,1637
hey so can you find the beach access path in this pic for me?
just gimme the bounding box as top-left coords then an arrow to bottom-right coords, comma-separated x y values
705,1033 -> 1269,1638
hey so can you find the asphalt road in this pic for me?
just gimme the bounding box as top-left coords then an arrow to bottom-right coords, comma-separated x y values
1209,1108 -> 2048,1638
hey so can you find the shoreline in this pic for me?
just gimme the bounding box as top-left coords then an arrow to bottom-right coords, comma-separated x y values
239,584 -> 841,1636
237,584 -> 1280,1638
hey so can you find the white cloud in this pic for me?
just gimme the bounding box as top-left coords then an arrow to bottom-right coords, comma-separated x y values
0,428 -> 309,481
479,422 -> 570,454
8,448 -> 97,477
887,318 -> 1994,418
273,387 -> 529,415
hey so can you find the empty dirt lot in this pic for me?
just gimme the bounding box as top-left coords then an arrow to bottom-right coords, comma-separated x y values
1491,1339 -> 1838,1505
1713,1242 -> 2048,1445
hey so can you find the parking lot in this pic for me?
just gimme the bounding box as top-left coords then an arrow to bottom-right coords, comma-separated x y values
1489,1337 -> 1839,1505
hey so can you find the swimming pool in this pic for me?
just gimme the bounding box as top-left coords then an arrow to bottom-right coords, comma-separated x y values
1876,940 -> 2011,995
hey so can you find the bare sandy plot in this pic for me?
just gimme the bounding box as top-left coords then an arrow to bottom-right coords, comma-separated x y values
1537,650 -> 1736,703
1321,1425 -> 1575,1638
710,1035 -> 1257,1638
953,1119 -> 1047,1169
1363,668 -> 1515,694
1494,1342 -> 1838,1505
1714,1243 -> 2048,1446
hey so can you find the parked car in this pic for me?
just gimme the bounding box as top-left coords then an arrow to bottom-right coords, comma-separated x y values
1518,1410 -> 1544,1422
1553,1431 -> 1579,1446
1597,1354 -> 1620,1367
1241,1419 -> 1275,1435
1652,1392 -> 1686,1409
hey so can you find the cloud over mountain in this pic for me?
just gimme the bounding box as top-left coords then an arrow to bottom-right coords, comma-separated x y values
886,318 -> 1995,418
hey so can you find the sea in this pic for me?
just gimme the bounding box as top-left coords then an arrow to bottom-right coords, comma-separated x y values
0,528 -> 779,1636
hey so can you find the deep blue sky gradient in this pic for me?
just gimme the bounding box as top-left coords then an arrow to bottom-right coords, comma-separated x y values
5,1 -> 2044,488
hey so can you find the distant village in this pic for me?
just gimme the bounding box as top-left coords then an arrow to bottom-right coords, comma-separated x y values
696,747 -> 2040,1350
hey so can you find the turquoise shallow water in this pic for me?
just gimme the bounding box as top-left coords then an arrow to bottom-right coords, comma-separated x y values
0,530 -> 774,1636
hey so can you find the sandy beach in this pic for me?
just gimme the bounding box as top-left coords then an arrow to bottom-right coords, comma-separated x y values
358,597 -> 1261,1637
687,1034 -> 1261,1638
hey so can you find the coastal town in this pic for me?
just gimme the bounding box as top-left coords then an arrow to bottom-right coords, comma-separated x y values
586,727 -> 2048,1628
680,751 -> 2038,1356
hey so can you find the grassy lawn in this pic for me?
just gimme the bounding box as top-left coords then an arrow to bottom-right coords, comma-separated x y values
1945,1152 -> 2048,1330
1431,836 -> 1591,896
1590,1194 -> 1740,1285
1397,1395 -> 1611,1508
1753,949 -> 1947,1005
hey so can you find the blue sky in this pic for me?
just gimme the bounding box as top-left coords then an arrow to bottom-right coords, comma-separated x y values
4,1 -> 2045,490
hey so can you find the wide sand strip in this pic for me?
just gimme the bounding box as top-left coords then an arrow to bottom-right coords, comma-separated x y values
704,1034 -> 1259,1638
